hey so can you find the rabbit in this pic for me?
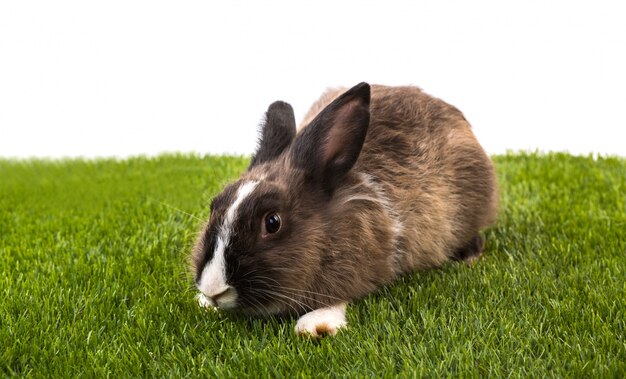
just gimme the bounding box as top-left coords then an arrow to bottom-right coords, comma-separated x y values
191,82 -> 498,337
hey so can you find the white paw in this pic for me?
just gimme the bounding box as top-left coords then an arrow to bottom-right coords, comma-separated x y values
295,303 -> 347,338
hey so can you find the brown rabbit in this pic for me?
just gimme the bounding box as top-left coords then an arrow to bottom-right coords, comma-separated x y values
191,83 -> 498,337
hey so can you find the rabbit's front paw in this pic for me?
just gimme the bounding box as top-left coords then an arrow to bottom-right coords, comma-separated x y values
295,303 -> 347,338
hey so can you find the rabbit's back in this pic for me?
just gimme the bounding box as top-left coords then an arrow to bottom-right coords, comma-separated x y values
301,85 -> 498,274
362,85 -> 497,272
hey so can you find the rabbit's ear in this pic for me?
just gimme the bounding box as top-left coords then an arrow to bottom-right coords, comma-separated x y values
291,82 -> 371,194
249,101 -> 296,169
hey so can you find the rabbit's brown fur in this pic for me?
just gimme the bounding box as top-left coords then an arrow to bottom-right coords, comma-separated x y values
301,85 -> 498,273
192,83 -> 498,317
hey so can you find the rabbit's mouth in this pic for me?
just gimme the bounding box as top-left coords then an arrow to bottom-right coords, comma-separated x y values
196,285 -> 238,311
196,290 -> 289,318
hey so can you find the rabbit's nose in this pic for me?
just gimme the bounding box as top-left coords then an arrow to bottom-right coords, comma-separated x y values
210,287 -> 232,304
200,285 -> 237,309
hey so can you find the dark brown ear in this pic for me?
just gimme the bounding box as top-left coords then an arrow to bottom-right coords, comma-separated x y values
291,82 -> 371,193
249,101 -> 296,169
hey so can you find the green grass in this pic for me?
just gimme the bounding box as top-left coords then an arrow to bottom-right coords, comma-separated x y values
1,152 -> 624,377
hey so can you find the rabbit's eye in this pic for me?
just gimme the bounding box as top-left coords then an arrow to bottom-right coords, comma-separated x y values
264,213 -> 281,234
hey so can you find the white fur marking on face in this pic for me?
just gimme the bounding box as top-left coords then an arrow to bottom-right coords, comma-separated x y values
295,303 -> 348,337
198,181 -> 259,308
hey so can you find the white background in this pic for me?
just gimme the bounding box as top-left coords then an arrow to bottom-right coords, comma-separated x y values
1,1 -> 625,159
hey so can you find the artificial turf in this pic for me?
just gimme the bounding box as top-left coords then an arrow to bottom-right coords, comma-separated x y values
1,153 -> 624,377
